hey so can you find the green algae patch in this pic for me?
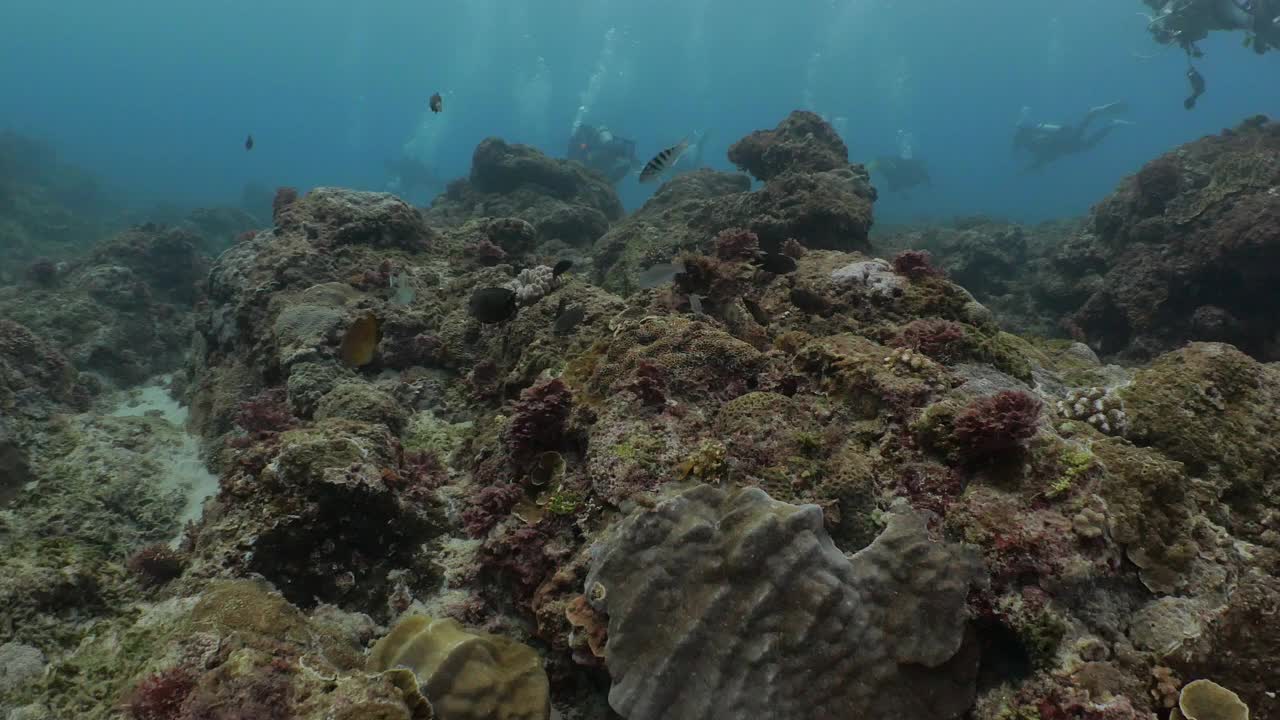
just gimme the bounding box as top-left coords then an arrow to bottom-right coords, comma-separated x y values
1119,343 -> 1278,535
1091,437 -> 1198,593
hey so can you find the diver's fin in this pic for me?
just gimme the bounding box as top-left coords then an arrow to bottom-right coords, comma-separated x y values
691,129 -> 713,168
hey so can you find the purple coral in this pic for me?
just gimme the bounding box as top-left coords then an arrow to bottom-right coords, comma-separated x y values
234,388 -> 295,437
465,237 -> 508,266
892,319 -> 969,364
623,360 -> 667,407
892,250 -> 945,280
462,483 -> 525,537
123,667 -> 196,720
953,390 -> 1042,463
126,544 -> 187,588
712,227 -> 761,260
505,378 -> 573,459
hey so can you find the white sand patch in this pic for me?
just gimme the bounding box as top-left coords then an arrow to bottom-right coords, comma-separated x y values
109,375 -> 219,543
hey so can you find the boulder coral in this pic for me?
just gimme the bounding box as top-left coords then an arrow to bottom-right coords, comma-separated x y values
585,485 -> 984,720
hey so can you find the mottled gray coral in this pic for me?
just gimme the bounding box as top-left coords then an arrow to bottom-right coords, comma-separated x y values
585,484 -> 984,720
1056,386 -> 1128,436
505,265 -> 559,306
830,258 -> 906,297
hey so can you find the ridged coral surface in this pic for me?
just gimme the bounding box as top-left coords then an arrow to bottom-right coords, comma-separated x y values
585,484 -> 984,720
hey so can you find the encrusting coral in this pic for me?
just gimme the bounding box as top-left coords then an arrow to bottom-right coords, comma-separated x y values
367,615 -> 550,720
584,484 -> 984,720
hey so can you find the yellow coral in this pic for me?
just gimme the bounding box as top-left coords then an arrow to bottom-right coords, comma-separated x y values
340,314 -> 380,368
367,615 -> 550,720
1170,679 -> 1249,720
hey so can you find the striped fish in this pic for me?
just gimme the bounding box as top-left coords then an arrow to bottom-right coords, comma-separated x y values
638,138 -> 689,183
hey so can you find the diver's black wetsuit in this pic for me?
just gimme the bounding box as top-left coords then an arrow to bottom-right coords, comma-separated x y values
568,125 -> 636,184
1013,104 -> 1129,171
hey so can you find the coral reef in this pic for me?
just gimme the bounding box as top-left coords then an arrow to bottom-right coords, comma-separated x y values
593,113 -> 874,292
6,111 -> 1280,720
727,109 -> 851,181
0,223 -> 208,385
424,138 -> 622,250
1063,116 -> 1280,361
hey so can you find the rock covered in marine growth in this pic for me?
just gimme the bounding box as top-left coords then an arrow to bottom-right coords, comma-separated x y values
277,187 -> 432,251
585,484 -> 984,720
0,224 -> 206,384
1062,115 -> 1280,361
423,138 -> 623,249
593,113 -> 875,293
727,109 -> 851,181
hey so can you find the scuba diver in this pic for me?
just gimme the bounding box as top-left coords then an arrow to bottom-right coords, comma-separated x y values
385,154 -> 443,201
1012,103 -> 1134,172
868,129 -> 931,193
869,156 -> 932,193
567,124 -> 637,184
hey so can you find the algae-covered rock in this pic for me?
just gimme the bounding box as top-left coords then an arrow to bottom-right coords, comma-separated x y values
368,615 -> 550,720
1119,343 -> 1279,545
586,484 -> 984,720
314,381 -> 409,433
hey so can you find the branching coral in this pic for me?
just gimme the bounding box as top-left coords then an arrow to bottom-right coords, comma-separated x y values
234,388 -> 296,438
712,227 -> 761,260
892,249 -> 946,280
892,318 -> 970,364
126,544 -> 187,589
123,667 -> 196,720
505,378 -> 573,460
462,483 -> 525,538
953,390 -> 1042,463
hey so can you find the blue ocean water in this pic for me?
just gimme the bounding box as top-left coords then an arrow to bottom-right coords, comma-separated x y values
3,0 -> 1278,223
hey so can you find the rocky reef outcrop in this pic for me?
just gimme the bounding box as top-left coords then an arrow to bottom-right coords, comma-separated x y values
424,138 -> 623,252
2,112 -> 1275,720
594,111 -> 876,293
0,223 -> 208,385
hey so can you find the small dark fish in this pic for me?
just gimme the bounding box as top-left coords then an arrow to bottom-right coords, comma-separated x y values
552,259 -> 573,277
429,93 -> 443,113
754,252 -> 797,274
244,134 -> 254,151
637,259 -> 685,289
1184,67 -> 1205,110
553,305 -> 586,334
790,287 -> 830,315
639,139 -> 690,183
469,287 -> 517,323
743,298 -> 771,326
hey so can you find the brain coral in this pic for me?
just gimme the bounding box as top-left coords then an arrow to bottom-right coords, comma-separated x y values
584,484 -> 984,720
367,615 -> 550,720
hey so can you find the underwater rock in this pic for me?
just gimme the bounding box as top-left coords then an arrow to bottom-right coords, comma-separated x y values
728,110 -> 852,181
586,485 -> 984,720
424,138 -> 622,249
188,418 -> 439,612
0,223 -> 205,385
1119,342 -> 1279,549
1064,116 -> 1280,362
0,318 -> 81,412
282,187 -> 434,251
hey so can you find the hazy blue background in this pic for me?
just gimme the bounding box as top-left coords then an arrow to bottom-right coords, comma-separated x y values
3,0 -> 1278,223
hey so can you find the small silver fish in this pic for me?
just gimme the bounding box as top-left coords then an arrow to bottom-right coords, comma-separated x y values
639,139 -> 690,183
